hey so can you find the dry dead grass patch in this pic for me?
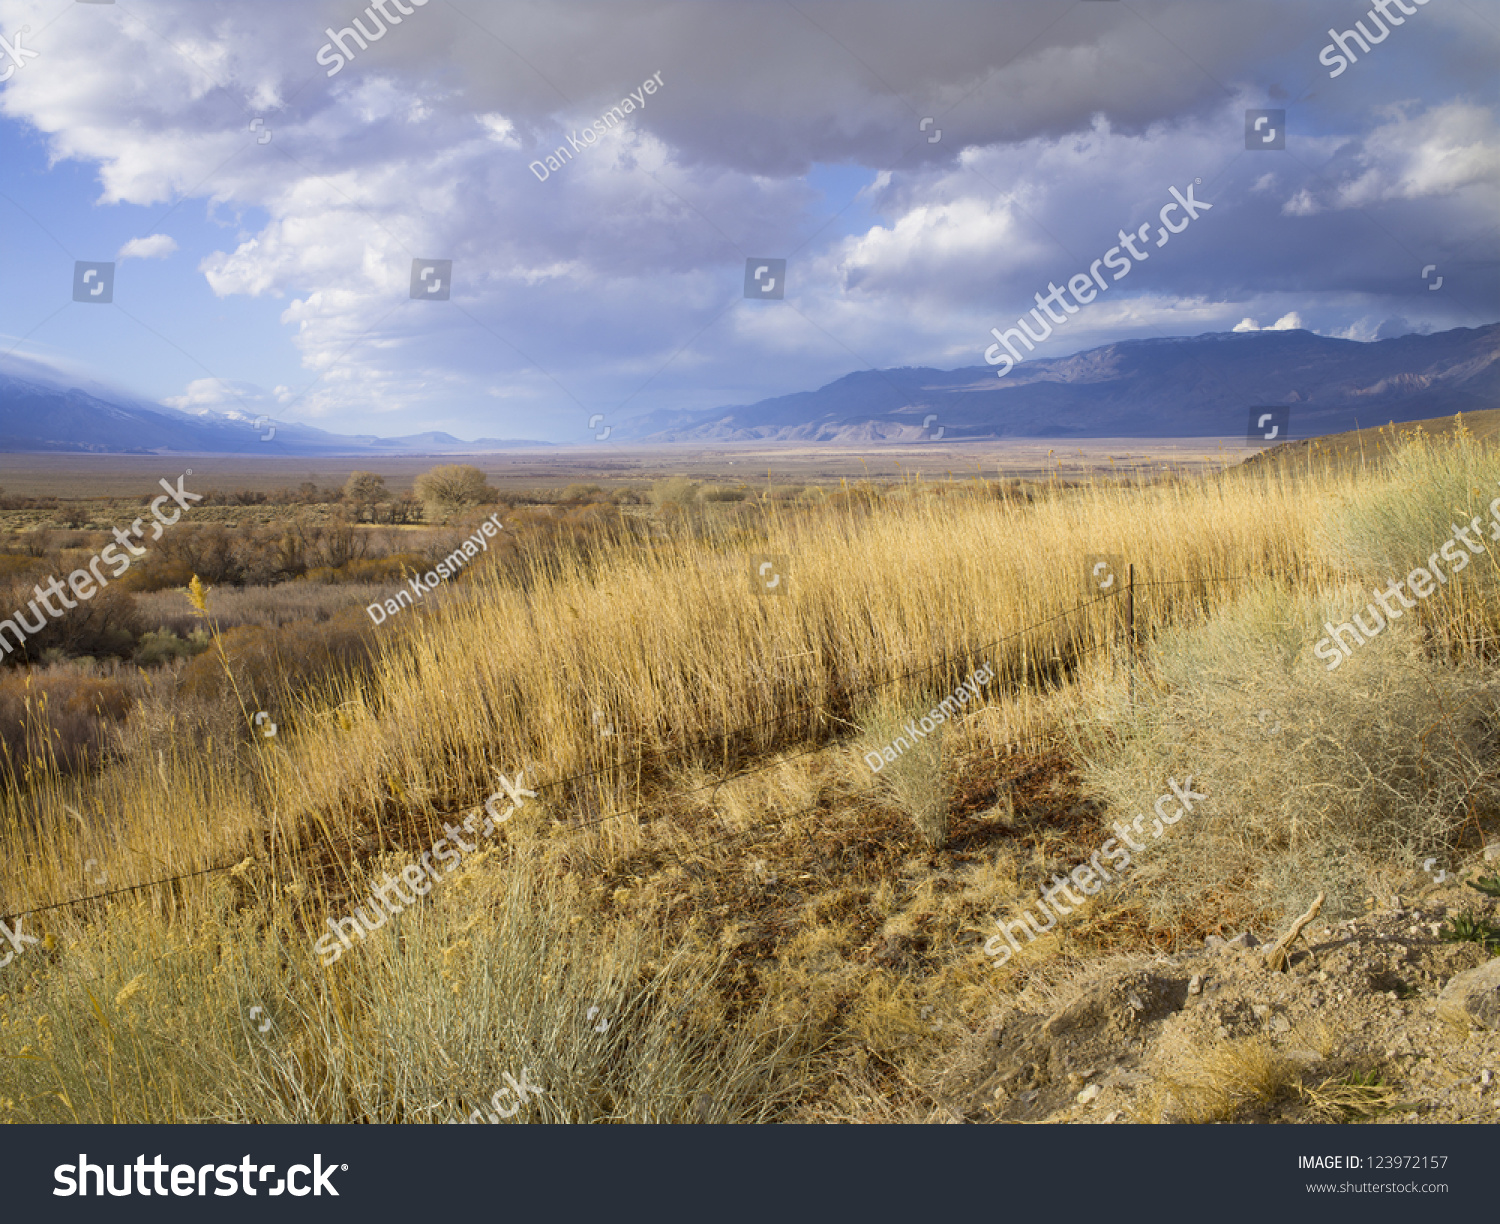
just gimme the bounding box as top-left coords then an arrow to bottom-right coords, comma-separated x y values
1300,1069 -> 1402,1121
5,436 -> 1497,1123
1142,1034 -> 1304,1122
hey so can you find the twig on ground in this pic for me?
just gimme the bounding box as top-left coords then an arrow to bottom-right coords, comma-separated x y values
1265,891 -> 1324,973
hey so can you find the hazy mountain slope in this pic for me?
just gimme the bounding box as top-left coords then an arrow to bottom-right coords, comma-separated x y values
0,370 -> 553,455
622,324 -> 1500,441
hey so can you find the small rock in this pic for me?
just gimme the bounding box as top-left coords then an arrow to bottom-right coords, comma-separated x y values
1252,1003 -> 1271,1020
1484,842 -> 1500,863
1204,934 -> 1224,949
1227,931 -> 1259,950
1431,924 -> 1443,938
1270,1014 -> 1291,1034
1482,1070 -> 1493,1087
1188,974 -> 1202,996
1126,992 -> 1145,1012
1076,1084 -> 1100,1105
1103,1110 -> 1121,1123
1317,971 -> 1329,983
1436,960 -> 1500,1030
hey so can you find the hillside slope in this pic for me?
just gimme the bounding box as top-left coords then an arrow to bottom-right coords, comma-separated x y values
623,325 -> 1500,442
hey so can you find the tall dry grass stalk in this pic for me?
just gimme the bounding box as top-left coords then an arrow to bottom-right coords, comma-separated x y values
3,456 -> 1345,911
4,436 -> 1495,1122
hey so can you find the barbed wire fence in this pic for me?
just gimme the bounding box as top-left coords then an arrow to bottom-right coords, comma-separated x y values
0,568 -> 1260,931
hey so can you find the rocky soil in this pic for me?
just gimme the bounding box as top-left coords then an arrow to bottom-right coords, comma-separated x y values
950,875 -> 1500,1123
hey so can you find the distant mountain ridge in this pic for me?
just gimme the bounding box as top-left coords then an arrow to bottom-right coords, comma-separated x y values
0,367 -> 553,455
619,324 -> 1500,442
5,324 -> 1495,451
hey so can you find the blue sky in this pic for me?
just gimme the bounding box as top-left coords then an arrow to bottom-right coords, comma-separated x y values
0,0 -> 1495,443
0,137 -> 299,406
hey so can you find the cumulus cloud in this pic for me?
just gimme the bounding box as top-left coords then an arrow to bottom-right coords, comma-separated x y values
1374,315 -> 1433,341
160,377 -> 279,418
1279,103 -> 1500,217
1231,312 -> 1305,333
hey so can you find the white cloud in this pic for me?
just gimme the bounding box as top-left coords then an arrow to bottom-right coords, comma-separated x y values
1281,102 -> 1500,215
1281,188 -> 1319,216
160,377 -> 276,418
0,0 -> 1489,435
1232,311 -> 1302,333
478,113 -> 520,147
117,234 -> 179,262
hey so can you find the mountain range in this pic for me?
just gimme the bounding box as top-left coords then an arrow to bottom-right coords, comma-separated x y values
619,324 -> 1500,443
0,362 -> 551,455
1,324 -> 1496,452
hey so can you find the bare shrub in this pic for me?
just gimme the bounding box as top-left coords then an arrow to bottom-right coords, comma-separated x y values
1074,580 -> 1500,933
0,662 -> 138,773
649,477 -> 699,509
1322,424 -> 1500,658
107,674 -> 249,772
133,628 -> 210,667
415,464 -> 491,523
0,576 -> 141,664
176,608 -> 376,707
343,472 -> 390,522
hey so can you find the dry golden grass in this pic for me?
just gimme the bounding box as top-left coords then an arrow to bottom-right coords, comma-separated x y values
1142,1033 -> 1303,1123
1300,1070 -> 1403,1122
3,431 -> 1499,1122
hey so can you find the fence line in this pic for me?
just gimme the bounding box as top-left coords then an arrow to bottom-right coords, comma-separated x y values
531,570 -> 1255,802
0,570 -> 1258,928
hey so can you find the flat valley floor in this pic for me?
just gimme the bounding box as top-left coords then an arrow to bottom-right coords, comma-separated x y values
0,438 -> 1262,498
